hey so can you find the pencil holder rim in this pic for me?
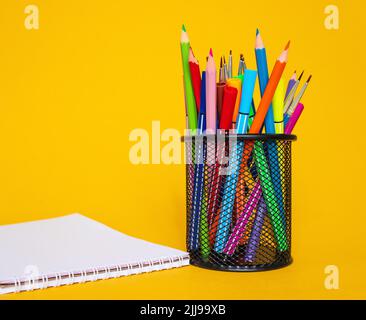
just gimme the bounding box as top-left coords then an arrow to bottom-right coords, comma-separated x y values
190,256 -> 293,272
181,133 -> 297,142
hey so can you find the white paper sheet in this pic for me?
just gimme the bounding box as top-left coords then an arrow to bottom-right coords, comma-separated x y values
0,214 -> 189,294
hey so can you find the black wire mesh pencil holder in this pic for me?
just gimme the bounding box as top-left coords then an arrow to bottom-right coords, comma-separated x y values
183,133 -> 297,272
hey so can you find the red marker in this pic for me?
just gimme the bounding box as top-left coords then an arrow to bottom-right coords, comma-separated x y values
219,86 -> 238,130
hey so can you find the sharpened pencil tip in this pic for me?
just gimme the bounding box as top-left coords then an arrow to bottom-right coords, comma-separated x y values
209,48 -> 213,57
307,75 -> 312,83
256,28 -> 260,36
223,56 -> 226,64
230,49 -> 232,55
182,24 -> 186,32
284,41 -> 290,50
298,70 -> 304,81
220,56 -> 223,67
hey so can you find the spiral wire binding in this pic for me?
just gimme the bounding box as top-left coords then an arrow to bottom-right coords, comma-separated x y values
1,255 -> 189,294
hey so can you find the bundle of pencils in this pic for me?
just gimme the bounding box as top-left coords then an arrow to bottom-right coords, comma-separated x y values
181,25 -> 310,259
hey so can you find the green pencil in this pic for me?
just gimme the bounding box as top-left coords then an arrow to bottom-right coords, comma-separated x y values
180,25 -> 197,131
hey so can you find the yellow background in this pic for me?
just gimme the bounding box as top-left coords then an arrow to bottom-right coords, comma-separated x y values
0,0 -> 365,299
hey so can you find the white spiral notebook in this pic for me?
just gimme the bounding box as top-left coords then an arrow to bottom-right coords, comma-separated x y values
0,214 -> 189,295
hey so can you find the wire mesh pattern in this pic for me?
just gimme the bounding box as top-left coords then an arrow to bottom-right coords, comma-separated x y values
184,134 -> 295,271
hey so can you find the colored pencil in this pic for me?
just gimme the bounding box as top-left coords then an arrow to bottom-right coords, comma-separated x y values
224,139 -> 288,254
263,71 -> 287,229
206,48 -> 217,133
179,26 -> 310,264
283,70 -> 303,114
255,32 -> 285,231
206,86 -> 238,247
285,71 -> 297,98
191,71 -> 207,253
182,75 -> 189,130
249,41 -> 289,134
284,75 -> 311,125
203,49 -> 220,253
191,137 -> 205,252
226,100 -> 304,257
222,43 -> 290,254
198,72 -> 207,133
189,48 -> 201,113
214,70 -> 257,253
255,28 -> 275,134
180,25 -> 197,131
243,103 -> 305,260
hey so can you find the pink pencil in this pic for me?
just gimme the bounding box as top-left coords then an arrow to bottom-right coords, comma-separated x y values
206,49 -> 217,133
285,103 -> 304,134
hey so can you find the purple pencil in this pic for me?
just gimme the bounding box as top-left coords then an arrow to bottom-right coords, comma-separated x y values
285,103 -> 304,134
244,198 -> 267,262
285,71 -> 297,99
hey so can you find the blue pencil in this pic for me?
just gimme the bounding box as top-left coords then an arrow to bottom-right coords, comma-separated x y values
255,29 -> 275,134
214,69 -> 257,253
198,72 -> 207,134
189,72 -> 206,251
255,29 -> 286,227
